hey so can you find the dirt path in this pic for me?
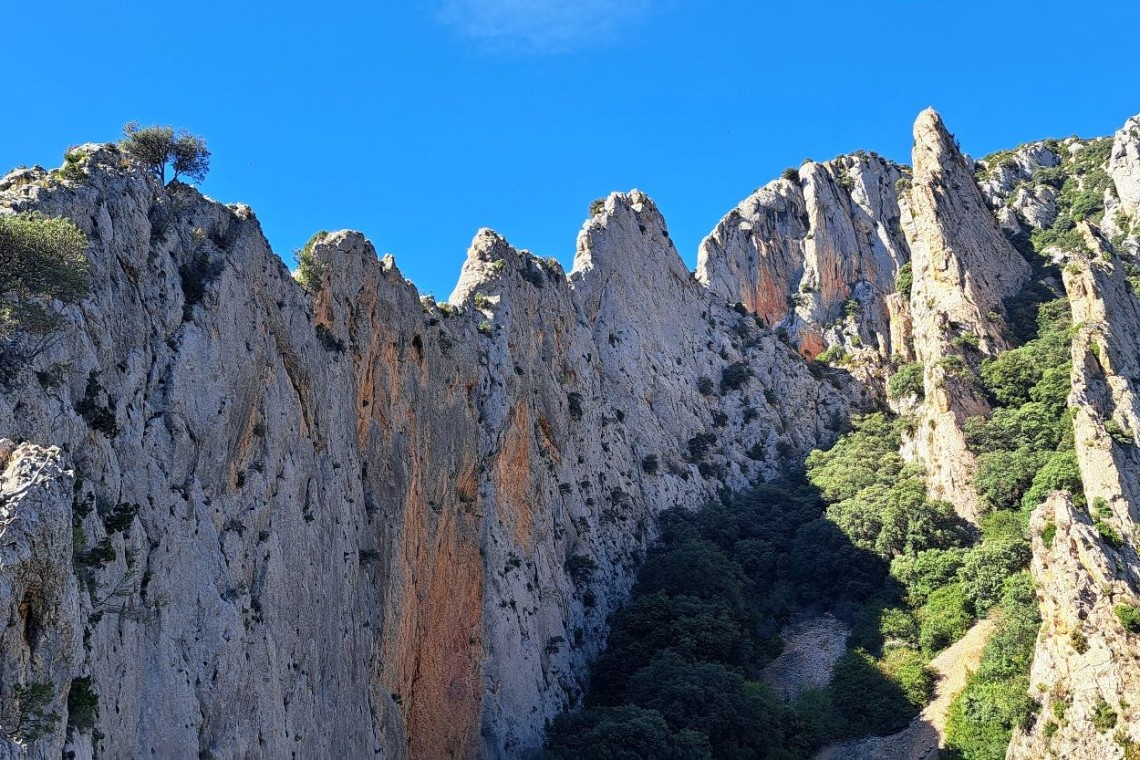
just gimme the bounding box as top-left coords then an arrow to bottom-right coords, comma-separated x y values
813,617 -> 996,760
761,613 -> 850,701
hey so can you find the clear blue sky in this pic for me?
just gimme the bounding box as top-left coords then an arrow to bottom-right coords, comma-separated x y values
4,1 -> 1138,298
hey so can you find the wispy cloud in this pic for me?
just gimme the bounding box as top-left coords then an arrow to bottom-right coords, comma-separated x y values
437,0 -> 652,54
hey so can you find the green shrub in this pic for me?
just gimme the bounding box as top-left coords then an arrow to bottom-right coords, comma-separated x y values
958,537 -> 1031,616
588,198 -> 606,216
918,583 -> 972,653
888,362 -> 924,401
974,449 -> 1048,511
890,547 -> 966,604
66,676 -> 98,732
880,646 -> 935,707
295,231 -> 329,293
566,554 -> 599,586
1115,604 -> 1140,634
829,648 -> 918,736
1092,697 -> 1118,731
720,362 -> 751,392
1105,418 -> 1133,446
1021,449 -> 1083,511
895,262 -> 913,297
953,332 -> 980,350
944,573 -> 1040,759
0,212 -> 89,336
781,167 -> 800,182
545,705 -> 706,759
1070,628 -> 1089,654
9,682 -> 59,742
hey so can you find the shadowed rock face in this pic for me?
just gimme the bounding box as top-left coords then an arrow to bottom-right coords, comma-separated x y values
0,152 -> 853,759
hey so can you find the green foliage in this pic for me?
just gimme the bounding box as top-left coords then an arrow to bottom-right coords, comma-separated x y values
74,370 -> 119,437
566,554 -> 599,586
895,262 -> 913,298
295,231 -> 329,293
0,212 -> 89,339
7,681 -> 59,743
944,573 -> 1041,759
808,415 -> 967,561
121,122 -> 211,184
918,583 -> 972,653
781,167 -> 800,182
66,676 -> 98,732
1105,418 -> 1133,446
1093,498 -> 1124,549
1091,697 -> 1118,732
973,449 -> 1049,511
953,332 -> 980,350
1115,604 -> 1140,634
60,147 -> 90,181
888,362 -> 924,401
890,547 -> 966,605
720,362 -> 751,392
1021,449 -> 1082,512
589,198 -> 606,217
957,531 -> 1031,616
829,648 -> 918,736
879,646 -> 935,707
545,705 -> 710,759
551,479 -> 897,757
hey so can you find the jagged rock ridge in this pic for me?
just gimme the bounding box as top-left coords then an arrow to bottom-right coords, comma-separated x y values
0,150 -> 852,759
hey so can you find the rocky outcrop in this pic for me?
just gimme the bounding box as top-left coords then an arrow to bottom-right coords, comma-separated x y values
1008,245 -> 1140,759
0,443 -> 80,760
902,109 -> 1032,522
696,153 -> 912,384
1109,114 -> 1140,218
0,149 -> 854,758
1008,494 -> 1140,760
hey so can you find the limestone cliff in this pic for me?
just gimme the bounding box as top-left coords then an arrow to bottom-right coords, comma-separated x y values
0,147 -> 853,758
901,108 -> 1032,523
696,153 -> 912,387
1109,114 -> 1140,219
1009,234 -> 1140,760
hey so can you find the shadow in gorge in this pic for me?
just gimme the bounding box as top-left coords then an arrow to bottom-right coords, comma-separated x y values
543,479 -> 926,760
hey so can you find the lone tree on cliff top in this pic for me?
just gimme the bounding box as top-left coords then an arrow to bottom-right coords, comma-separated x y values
120,122 -> 210,185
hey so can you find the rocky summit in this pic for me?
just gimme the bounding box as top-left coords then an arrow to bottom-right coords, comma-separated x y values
2,107 -> 1140,760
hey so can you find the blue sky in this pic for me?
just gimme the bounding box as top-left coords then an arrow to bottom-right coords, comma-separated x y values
4,1 -> 1139,298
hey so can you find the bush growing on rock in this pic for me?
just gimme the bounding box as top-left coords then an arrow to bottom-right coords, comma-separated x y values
887,361 -> 924,400
121,122 -> 210,184
0,212 -> 89,348
1115,604 -> 1140,634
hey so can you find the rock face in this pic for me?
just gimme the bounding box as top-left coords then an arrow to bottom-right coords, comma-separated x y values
1009,243 -> 1140,759
901,109 -> 1032,523
4,108 -> 1139,760
0,442 -> 80,760
0,149 -> 853,758
696,154 -> 912,385
1109,114 -> 1140,218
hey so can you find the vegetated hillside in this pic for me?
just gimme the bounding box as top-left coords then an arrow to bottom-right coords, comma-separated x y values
546,109 -> 1140,760
1,106 -> 1139,760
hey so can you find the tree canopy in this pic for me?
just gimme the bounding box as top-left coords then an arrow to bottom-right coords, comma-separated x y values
121,122 -> 210,184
